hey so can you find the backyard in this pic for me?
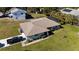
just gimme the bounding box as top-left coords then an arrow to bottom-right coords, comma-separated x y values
30,13 -> 46,18
0,24 -> 79,51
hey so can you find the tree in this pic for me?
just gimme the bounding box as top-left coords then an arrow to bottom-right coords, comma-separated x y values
50,11 -> 78,25
17,7 -> 27,11
27,7 -> 60,14
0,7 -> 11,13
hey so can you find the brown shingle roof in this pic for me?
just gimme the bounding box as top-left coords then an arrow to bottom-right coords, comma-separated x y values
31,17 -> 60,28
20,17 -> 60,36
20,22 -> 49,36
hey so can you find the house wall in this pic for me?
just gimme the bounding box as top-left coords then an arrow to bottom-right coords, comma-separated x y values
20,28 -> 48,41
8,14 -> 16,19
8,10 -> 26,20
20,25 -> 61,41
17,14 -> 26,20
28,32 -> 46,40
9,13 -> 26,20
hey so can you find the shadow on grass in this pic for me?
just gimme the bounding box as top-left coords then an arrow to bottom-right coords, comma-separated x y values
26,13 -> 33,19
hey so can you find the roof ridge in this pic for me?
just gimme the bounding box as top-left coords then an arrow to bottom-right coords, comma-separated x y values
28,23 -> 49,36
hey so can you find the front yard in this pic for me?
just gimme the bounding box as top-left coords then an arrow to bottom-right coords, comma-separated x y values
0,24 -> 79,51
24,24 -> 79,51
0,18 -> 20,39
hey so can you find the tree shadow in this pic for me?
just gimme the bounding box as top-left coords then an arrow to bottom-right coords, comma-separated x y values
47,16 -> 60,22
25,13 -> 33,19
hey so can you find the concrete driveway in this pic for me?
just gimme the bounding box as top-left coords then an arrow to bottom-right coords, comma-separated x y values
0,39 -> 10,48
0,34 -> 25,48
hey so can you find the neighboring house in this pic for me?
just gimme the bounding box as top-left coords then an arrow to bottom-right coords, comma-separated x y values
20,17 -> 60,41
0,12 -> 4,17
6,8 -> 27,20
60,8 -> 79,18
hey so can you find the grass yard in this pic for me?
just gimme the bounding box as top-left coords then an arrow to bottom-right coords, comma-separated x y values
30,13 -> 46,18
0,18 -> 20,39
24,24 -> 79,51
0,24 -> 79,51
0,43 -> 24,51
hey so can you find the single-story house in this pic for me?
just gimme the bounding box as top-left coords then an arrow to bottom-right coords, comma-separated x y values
20,17 -> 61,41
60,8 -> 79,18
6,8 -> 27,20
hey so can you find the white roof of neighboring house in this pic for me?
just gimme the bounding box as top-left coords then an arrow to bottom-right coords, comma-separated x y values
20,17 -> 60,36
6,8 -> 27,14
60,8 -> 79,16
9,8 -> 19,13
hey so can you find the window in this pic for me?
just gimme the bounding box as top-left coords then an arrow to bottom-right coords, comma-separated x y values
21,13 -> 23,15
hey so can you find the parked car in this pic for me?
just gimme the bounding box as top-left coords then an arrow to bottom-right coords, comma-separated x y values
7,36 -> 26,44
0,43 -> 5,48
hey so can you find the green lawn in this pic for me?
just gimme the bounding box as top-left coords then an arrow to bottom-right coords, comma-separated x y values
0,19 -> 20,39
0,24 -> 79,51
24,24 -> 79,51
31,13 -> 46,18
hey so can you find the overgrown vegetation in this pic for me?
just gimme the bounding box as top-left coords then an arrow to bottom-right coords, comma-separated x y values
50,11 -> 78,25
27,7 -> 79,25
